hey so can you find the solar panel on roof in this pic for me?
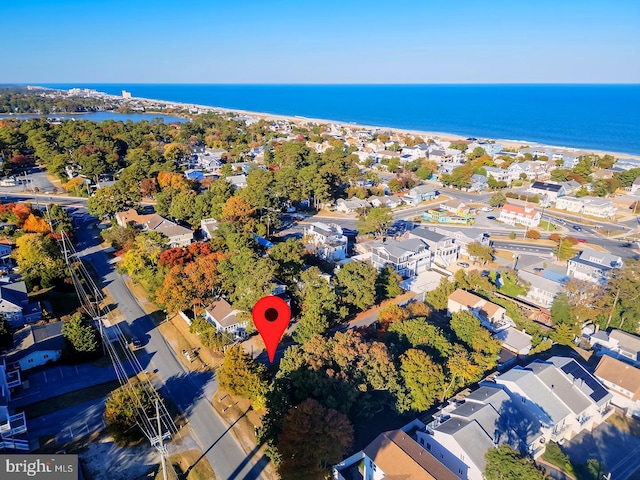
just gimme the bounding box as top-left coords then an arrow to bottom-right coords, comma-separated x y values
560,361 -> 609,403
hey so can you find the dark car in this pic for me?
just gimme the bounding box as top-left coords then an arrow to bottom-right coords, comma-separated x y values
130,336 -> 143,350
487,216 -> 496,221
572,225 -> 582,231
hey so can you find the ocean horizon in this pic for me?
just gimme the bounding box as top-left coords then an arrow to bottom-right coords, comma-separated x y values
39,84 -> 640,155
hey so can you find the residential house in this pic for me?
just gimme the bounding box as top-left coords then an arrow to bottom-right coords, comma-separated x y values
508,162 -> 533,181
484,167 -> 510,183
588,329 -> 640,366
470,174 -> 488,192
495,328 -> 533,355
527,182 -> 565,205
591,170 -> 614,181
225,174 -> 248,189
417,385 -> 544,480
115,209 -> 194,248
558,180 -> 582,195
409,227 -> 460,268
7,322 -> 65,371
402,144 -> 429,160
562,154 -> 580,169
517,270 -> 563,309
426,227 -> 491,257
417,357 -> 612,480
492,357 -> 612,444
468,142 -> 503,157
200,218 -> 218,240
594,355 -> 640,417
499,204 -> 541,228
555,196 -> 583,213
428,149 -> 448,163
0,358 -> 28,451
369,238 -> 432,278
203,299 -> 246,338
367,195 -> 404,209
581,197 -> 617,219
447,289 -> 512,333
614,158 -> 640,171
303,222 -> 349,262
442,199 -> 470,216
0,281 -> 41,328
0,243 -> 11,265
631,178 -> 640,196
334,429 -> 458,480
566,248 -> 622,283
404,185 -> 439,205
335,198 -> 370,213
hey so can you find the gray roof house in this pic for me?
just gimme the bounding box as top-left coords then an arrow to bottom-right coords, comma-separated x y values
369,237 -> 432,279
517,270 -> 564,309
0,281 -> 41,328
7,322 -> 65,371
409,227 -> 460,268
589,329 -> 640,366
404,185 -> 439,205
567,248 -> 622,283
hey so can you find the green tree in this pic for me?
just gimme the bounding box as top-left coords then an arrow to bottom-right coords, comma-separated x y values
277,398 -> 353,480
217,345 -> 270,409
551,293 -> 574,325
467,242 -> 494,266
484,445 -> 549,480
13,233 -> 67,289
451,310 -> 501,355
294,267 -> 341,343
334,261 -> 378,312
269,238 -> 305,285
425,277 -> 456,311
356,206 -> 392,238
398,349 -> 446,412
556,238 -> 576,261
104,383 -> 156,445
87,184 -> 139,219
489,192 -> 507,207
217,250 -> 276,311
375,265 -> 403,301
62,313 -> 99,354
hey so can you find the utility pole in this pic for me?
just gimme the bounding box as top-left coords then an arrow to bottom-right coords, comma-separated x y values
154,399 -> 168,480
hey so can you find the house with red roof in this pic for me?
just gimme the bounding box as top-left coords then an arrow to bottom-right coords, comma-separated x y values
499,203 -> 541,228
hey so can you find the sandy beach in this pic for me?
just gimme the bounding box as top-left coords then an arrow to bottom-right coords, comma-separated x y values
130,94 -> 640,160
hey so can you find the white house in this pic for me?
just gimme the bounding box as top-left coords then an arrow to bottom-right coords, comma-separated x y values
225,174 -> 248,189
404,185 -> 439,205
566,248 -> 622,283
594,355 -> 640,417
203,299 -> 246,338
409,227 -> 460,268
0,358 -> 28,451
499,204 -> 541,227
200,218 -> 218,240
0,280 -> 42,328
335,198 -> 370,213
527,182 -> 565,205
447,289 -> 512,333
484,167 -> 511,183
7,322 -> 65,371
517,270 -> 564,309
369,238 -> 432,278
334,429 -> 457,480
303,222 -> 349,261
588,329 -> 640,366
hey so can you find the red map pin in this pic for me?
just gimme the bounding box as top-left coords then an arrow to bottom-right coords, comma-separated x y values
252,296 -> 291,363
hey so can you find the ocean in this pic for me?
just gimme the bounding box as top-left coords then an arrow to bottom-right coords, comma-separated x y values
42,84 -> 640,155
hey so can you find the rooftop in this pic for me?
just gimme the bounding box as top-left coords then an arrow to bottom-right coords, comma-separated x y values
595,355 -> 640,401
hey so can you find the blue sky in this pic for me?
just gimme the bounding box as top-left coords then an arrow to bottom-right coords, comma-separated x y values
3,0 -> 639,83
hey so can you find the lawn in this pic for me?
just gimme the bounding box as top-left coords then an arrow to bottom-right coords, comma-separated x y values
538,219 -> 557,231
29,286 -> 81,318
23,380 -> 120,419
155,450 -> 217,480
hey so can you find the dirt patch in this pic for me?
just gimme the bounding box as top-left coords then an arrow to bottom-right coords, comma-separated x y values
155,449 -> 217,480
212,390 -> 279,480
607,413 -> 640,439
158,314 -> 223,370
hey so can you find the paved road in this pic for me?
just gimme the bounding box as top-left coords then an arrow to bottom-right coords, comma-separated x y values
75,220 -> 267,480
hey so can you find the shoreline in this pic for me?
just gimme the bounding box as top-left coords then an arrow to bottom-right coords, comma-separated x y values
28,87 -> 640,159
139,95 -> 640,159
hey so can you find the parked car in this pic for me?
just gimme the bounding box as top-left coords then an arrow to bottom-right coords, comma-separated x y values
457,262 -> 470,268
182,349 -> 197,362
480,207 -> 493,212
130,336 -> 143,350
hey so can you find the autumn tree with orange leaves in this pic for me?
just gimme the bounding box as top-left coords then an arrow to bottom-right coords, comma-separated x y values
23,214 -> 51,233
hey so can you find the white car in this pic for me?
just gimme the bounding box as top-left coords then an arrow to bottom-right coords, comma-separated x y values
480,207 -> 493,212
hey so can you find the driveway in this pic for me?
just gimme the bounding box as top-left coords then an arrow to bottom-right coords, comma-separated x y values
562,420 -> 640,480
12,363 -> 129,409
